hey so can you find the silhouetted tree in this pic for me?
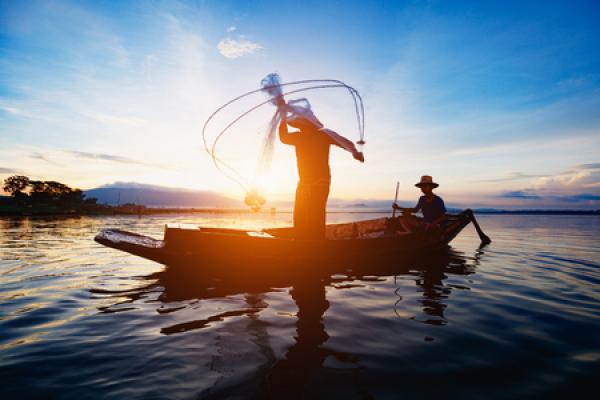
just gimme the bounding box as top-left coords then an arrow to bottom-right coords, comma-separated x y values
2,175 -> 94,213
29,180 -> 52,203
59,189 -> 85,205
3,175 -> 30,197
45,181 -> 71,197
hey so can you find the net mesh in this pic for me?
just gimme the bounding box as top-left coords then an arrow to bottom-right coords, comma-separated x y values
202,74 -> 365,211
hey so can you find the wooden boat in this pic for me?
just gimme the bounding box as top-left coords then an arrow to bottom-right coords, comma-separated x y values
94,211 -> 479,277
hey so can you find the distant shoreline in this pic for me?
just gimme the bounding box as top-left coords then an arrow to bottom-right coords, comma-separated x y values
466,209 -> 600,216
0,206 -> 598,217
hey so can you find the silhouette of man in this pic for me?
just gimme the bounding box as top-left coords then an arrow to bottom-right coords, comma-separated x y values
279,113 -> 364,239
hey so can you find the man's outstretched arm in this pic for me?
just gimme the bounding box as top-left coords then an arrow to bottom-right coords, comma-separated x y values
323,129 -> 364,162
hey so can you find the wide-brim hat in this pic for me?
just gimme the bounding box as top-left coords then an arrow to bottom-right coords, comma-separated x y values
415,175 -> 439,188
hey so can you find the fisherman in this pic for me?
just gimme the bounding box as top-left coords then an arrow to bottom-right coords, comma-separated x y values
393,175 -> 447,232
279,111 -> 364,239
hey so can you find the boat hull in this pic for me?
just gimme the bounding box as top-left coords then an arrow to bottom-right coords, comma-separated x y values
94,213 -> 471,276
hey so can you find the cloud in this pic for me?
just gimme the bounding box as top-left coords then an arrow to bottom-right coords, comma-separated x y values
0,167 -> 19,174
490,163 -> 600,195
0,105 -> 22,115
539,193 -> 600,204
577,163 -> 600,170
66,150 -> 166,168
27,149 -> 168,170
477,163 -> 600,190
477,172 -> 548,183
217,38 -> 262,59
30,152 -> 62,166
226,26 -> 236,33
492,163 -> 600,207
81,111 -> 148,128
499,190 -> 600,205
531,163 -> 600,193
500,190 -> 542,200
567,193 -> 600,201
98,181 -> 197,192
557,75 -> 591,90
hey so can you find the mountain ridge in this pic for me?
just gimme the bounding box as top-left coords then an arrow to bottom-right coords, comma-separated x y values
84,182 -> 241,207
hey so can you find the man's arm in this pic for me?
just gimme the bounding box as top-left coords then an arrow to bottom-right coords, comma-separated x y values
278,115 -> 299,145
322,129 -> 364,162
392,203 -> 417,212
393,197 -> 422,212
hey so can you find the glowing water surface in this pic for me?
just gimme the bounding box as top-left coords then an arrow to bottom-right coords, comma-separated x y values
0,214 -> 598,399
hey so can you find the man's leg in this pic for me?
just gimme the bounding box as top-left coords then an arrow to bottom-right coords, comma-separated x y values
400,214 -> 420,233
294,182 -> 310,239
311,182 -> 330,239
293,182 -> 302,238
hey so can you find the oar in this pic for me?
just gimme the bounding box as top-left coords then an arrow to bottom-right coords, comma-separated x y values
465,209 -> 491,245
391,181 -> 400,218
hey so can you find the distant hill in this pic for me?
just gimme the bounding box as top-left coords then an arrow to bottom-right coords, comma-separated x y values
84,182 -> 242,208
78,183 -> 600,214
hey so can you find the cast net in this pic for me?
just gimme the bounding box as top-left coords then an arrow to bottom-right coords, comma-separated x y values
202,73 -> 365,211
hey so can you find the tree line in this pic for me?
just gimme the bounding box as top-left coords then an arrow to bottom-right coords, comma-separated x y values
2,175 -> 98,207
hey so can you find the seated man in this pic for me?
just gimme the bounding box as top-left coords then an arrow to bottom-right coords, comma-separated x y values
393,175 -> 447,232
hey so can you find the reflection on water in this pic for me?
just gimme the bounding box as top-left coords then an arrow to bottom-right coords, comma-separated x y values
93,245 -> 484,398
1,214 -> 599,399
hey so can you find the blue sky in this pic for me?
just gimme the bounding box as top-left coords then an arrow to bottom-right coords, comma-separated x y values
1,0 -> 599,209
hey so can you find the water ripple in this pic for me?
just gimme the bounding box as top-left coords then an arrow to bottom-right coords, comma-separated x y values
0,214 -> 598,398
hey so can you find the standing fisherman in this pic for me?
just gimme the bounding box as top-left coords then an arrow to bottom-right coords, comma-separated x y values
279,108 -> 364,239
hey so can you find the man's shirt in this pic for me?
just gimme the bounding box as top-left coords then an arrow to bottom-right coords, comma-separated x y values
280,127 -> 334,183
415,194 -> 446,223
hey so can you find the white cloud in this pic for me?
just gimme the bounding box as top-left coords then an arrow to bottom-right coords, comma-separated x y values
81,111 -> 148,128
217,38 -> 262,59
530,164 -> 600,194
227,26 -> 237,33
0,105 -> 21,115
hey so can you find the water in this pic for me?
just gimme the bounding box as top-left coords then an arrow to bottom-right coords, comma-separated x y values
0,213 -> 599,399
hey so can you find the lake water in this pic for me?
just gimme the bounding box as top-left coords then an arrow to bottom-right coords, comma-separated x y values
0,213 -> 599,399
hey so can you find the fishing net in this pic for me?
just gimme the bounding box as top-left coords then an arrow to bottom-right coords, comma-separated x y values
202,73 -> 365,211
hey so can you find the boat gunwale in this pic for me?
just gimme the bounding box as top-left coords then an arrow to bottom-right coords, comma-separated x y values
96,212 -> 468,248
93,212 -> 472,269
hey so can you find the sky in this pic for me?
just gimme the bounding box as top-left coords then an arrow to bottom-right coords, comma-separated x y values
1,0 -> 599,209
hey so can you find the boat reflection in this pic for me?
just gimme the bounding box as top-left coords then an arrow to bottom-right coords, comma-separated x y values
93,245 -> 486,398
410,246 -> 483,325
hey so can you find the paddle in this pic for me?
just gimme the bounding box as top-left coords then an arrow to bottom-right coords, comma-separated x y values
465,209 -> 491,245
391,181 -> 400,218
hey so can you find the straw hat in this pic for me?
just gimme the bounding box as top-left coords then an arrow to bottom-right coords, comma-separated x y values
415,175 -> 439,188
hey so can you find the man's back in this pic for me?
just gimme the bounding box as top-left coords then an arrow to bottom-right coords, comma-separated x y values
281,128 -> 333,183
